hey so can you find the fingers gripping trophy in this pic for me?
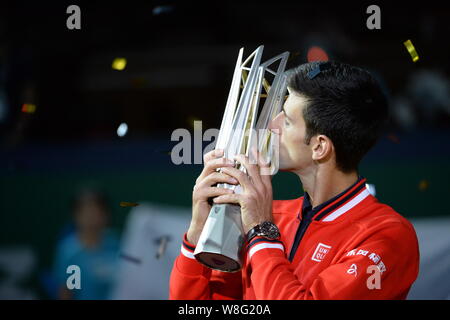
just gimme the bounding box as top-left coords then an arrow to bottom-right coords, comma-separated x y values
193,46 -> 290,272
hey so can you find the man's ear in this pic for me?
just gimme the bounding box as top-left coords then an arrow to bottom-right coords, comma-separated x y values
311,134 -> 333,161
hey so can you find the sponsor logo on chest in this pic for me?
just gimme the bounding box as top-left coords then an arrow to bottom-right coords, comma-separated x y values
311,243 -> 332,262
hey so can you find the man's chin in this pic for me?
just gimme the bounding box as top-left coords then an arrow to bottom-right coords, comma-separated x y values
278,163 -> 296,173
277,159 -> 297,172
278,164 -> 293,172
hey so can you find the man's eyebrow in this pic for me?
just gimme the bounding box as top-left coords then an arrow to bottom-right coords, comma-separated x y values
282,105 -> 292,120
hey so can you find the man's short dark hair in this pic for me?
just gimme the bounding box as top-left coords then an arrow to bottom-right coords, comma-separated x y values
286,61 -> 389,173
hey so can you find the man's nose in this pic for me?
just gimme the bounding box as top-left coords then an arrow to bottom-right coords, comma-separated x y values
268,112 -> 283,132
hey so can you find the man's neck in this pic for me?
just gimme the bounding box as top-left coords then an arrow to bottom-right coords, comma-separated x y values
295,166 -> 359,208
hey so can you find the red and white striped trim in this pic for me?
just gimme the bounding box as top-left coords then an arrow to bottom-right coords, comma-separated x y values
248,242 -> 285,260
181,245 -> 195,260
322,188 -> 370,222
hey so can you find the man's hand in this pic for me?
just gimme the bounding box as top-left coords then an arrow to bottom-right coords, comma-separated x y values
187,149 -> 238,245
212,152 -> 274,234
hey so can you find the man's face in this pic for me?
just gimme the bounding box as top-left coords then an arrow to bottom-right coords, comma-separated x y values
268,89 -> 314,173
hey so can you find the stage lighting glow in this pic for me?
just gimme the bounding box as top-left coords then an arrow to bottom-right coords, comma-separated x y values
21,103 -> 36,113
117,122 -> 128,137
112,58 -> 127,71
418,180 -> 429,191
307,46 -> 329,62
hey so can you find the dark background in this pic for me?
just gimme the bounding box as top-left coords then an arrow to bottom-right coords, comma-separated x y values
0,0 -> 449,298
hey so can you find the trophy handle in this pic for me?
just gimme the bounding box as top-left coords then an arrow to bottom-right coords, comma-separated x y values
194,203 -> 245,272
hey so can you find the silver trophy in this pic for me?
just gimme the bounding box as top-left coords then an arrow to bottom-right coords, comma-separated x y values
194,46 -> 289,272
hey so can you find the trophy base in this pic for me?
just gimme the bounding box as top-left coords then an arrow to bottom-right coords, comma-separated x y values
194,252 -> 241,273
194,203 -> 244,272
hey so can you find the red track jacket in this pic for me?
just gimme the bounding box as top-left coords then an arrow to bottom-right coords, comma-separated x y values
169,178 -> 420,299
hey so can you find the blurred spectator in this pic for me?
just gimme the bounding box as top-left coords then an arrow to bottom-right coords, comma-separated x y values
407,69 -> 450,124
392,69 -> 450,130
52,189 -> 120,300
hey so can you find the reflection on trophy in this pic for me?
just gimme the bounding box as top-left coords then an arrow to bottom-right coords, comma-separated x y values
193,46 -> 290,272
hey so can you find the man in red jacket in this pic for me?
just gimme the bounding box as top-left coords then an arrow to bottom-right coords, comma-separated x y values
169,61 -> 420,300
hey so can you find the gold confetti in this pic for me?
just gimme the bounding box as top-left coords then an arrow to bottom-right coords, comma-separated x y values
403,40 -> 419,63
418,180 -> 429,191
112,57 -> 127,71
120,201 -> 139,207
21,103 -> 36,113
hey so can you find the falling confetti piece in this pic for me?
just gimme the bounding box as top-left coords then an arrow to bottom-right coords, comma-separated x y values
21,103 -> 36,113
112,57 -> 127,71
418,180 -> 429,191
120,201 -> 139,207
403,40 -> 419,63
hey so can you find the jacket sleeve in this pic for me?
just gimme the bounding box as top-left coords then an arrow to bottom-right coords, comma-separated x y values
248,221 -> 420,300
169,233 -> 243,300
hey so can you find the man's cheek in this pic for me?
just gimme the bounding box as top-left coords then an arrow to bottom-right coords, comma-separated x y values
278,147 -> 290,168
